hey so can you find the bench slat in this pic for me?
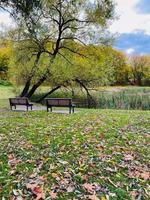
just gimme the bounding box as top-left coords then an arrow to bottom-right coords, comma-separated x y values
45,98 -> 75,113
46,98 -> 72,106
9,97 -> 33,111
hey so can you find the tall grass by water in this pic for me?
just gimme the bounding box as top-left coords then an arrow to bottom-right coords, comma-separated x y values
31,86 -> 150,110
0,85 -> 149,110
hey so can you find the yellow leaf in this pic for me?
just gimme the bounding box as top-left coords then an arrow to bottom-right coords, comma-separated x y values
101,197 -> 107,200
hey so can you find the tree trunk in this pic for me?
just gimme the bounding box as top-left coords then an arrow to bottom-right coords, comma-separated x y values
20,52 -> 41,97
20,78 -> 31,97
26,75 -> 47,98
137,75 -> 142,86
36,85 -> 61,103
26,55 -> 56,98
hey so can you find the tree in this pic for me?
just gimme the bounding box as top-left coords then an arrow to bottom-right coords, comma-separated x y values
1,0 -> 115,97
38,44 -> 116,105
129,55 -> 150,86
0,40 -> 12,81
108,49 -> 129,85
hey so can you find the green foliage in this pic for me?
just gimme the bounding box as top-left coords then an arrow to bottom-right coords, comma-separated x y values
9,43 -> 128,88
0,40 -> 12,81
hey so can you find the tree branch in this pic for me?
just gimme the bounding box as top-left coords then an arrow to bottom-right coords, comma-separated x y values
59,46 -> 87,58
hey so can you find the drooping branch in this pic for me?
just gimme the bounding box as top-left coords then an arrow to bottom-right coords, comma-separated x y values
36,85 -> 61,103
75,78 -> 96,108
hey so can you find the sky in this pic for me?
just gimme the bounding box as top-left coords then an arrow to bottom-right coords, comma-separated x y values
0,0 -> 150,55
110,0 -> 150,55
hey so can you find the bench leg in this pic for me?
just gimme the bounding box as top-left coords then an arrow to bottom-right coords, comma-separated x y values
47,107 -> 52,112
27,106 -> 28,111
15,105 -> 16,109
69,107 -> 71,114
31,105 -> 33,110
72,106 -> 75,113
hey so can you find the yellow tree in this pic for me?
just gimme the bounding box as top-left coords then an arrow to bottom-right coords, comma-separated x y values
129,55 -> 150,86
0,40 -> 12,81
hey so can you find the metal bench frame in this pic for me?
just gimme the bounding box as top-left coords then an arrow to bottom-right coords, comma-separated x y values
45,98 -> 75,114
9,97 -> 33,111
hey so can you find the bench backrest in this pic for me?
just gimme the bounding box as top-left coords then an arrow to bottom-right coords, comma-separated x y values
9,97 -> 29,105
46,98 -> 72,106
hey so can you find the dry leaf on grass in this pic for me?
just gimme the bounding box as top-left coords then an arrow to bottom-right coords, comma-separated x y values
83,183 -> 95,193
124,154 -> 134,161
87,194 -> 100,200
130,190 -> 138,200
140,171 -> 149,180
50,191 -> 57,199
26,183 -> 45,200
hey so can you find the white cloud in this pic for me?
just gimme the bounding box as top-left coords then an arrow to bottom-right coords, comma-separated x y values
110,0 -> 150,34
0,11 -> 13,27
126,48 -> 135,55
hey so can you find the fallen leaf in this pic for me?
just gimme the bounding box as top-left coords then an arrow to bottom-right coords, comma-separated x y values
101,197 -> 107,200
58,159 -> 68,165
130,190 -> 137,200
39,176 -> 47,182
140,172 -> 149,180
33,186 -> 43,194
26,183 -> 37,190
83,183 -> 95,193
26,184 -> 45,199
124,154 -> 134,161
52,173 -> 61,181
67,185 -> 75,192
8,154 -> 14,160
88,194 -> 100,200
50,191 -> 57,199
7,154 -> 21,167
26,160 -> 34,164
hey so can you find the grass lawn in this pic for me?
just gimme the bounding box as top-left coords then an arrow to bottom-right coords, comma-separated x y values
0,109 -> 150,199
0,85 -> 15,109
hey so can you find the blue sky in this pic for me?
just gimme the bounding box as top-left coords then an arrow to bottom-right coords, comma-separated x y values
0,0 -> 150,55
135,0 -> 150,14
110,0 -> 150,55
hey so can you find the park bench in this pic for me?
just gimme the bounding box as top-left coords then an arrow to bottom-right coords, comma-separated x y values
9,97 -> 33,111
45,98 -> 75,113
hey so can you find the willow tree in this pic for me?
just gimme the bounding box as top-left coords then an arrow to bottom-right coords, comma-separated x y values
1,0 -> 115,97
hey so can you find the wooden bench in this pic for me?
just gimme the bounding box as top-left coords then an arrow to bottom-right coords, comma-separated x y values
45,98 -> 75,113
9,97 -> 33,111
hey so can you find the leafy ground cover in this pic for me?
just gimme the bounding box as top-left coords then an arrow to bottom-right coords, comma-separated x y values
0,109 -> 150,199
